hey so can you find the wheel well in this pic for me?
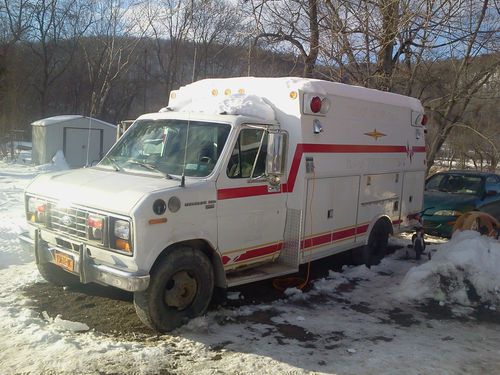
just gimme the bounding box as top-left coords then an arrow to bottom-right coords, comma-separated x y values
370,216 -> 393,238
152,239 -> 226,289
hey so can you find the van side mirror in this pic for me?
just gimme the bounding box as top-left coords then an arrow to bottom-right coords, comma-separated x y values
266,131 -> 287,176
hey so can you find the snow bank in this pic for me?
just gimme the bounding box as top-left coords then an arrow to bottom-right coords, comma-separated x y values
398,231 -> 500,306
35,150 -> 69,172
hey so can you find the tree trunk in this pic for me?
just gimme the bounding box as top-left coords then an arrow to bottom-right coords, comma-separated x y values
303,0 -> 319,78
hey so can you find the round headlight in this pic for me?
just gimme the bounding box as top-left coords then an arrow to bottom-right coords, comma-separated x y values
168,196 -> 181,213
153,199 -> 166,215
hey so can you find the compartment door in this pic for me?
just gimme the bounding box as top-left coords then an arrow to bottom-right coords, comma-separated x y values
303,176 -> 360,260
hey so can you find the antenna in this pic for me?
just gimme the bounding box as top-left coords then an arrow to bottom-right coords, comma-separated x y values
180,115 -> 191,188
86,92 -> 97,167
192,45 -> 197,83
85,114 -> 93,167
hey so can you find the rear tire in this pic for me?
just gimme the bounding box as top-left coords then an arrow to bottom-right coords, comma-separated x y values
134,247 -> 214,332
363,221 -> 390,267
37,262 -> 80,287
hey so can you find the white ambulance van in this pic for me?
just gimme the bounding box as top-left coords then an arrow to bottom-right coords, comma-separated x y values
20,77 -> 427,332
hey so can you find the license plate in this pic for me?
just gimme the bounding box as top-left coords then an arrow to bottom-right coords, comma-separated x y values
54,251 -> 74,272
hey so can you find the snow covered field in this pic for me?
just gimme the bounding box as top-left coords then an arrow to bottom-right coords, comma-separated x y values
1,154 -> 500,375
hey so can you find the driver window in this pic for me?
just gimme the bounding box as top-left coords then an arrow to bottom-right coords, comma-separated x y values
227,128 -> 268,179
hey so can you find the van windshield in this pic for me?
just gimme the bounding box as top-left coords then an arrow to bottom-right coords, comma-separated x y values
100,119 -> 231,177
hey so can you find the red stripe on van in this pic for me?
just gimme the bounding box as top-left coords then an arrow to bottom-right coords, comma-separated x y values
218,143 -> 425,200
234,242 -> 283,262
217,185 -> 280,200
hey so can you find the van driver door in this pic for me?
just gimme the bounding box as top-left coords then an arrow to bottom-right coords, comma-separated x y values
216,126 -> 287,270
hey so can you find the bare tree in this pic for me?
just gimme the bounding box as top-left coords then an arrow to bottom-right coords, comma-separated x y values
190,0 -> 244,79
82,0 -> 143,118
0,0 -> 31,136
245,0 -> 320,77
139,0 -> 193,96
24,0 -> 91,116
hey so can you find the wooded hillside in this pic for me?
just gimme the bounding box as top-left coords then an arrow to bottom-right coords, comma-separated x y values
1,0 -> 498,171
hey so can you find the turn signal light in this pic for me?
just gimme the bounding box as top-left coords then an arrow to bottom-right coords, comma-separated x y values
115,239 -> 131,253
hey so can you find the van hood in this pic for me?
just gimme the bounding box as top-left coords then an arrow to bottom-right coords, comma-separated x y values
25,167 -> 180,215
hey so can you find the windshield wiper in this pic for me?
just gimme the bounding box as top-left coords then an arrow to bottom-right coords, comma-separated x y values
125,160 -> 180,180
103,156 -> 122,171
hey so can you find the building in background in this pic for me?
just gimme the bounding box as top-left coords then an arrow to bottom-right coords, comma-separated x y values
31,115 -> 116,168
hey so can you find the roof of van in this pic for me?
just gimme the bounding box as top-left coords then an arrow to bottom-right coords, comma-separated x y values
168,77 -> 423,114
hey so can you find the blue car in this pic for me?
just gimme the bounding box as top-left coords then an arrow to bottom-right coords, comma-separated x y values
422,170 -> 500,237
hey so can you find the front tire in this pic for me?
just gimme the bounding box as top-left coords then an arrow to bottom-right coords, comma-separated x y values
37,262 -> 80,287
134,247 -> 214,332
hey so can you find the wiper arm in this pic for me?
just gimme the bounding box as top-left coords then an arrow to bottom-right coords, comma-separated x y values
104,156 -> 121,171
126,160 -> 180,180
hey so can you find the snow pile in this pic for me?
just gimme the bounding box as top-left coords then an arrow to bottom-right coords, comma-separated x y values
172,93 -> 275,122
42,312 -> 90,332
399,231 -> 500,306
35,150 -> 70,172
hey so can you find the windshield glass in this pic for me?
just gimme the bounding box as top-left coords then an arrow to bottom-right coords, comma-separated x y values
100,119 -> 231,177
425,174 -> 483,196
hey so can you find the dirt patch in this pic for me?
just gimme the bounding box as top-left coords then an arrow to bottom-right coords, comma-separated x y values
366,336 -> 393,343
417,300 -> 458,321
472,305 -> 500,324
275,323 -> 318,343
350,302 -> 374,315
22,282 -> 154,339
379,307 -> 421,327
236,308 -> 318,343
336,280 -> 358,294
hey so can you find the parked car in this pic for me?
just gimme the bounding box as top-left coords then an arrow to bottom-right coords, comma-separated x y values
422,170 -> 500,237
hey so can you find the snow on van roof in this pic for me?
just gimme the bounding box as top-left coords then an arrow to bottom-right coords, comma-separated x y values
168,77 -> 423,113
170,93 -> 275,122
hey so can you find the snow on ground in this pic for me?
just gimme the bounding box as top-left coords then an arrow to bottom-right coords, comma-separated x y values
1,154 -> 500,374
399,231 -> 500,308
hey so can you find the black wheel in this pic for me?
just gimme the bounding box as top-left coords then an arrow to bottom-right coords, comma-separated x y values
37,262 -> 80,287
134,247 -> 214,332
363,221 -> 390,267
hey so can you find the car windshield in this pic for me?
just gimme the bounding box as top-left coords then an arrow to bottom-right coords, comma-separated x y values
99,119 -> 231,177
425,174 -> 483,196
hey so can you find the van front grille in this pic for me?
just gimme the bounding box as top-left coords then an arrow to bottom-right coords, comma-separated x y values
50,205 -> 88,239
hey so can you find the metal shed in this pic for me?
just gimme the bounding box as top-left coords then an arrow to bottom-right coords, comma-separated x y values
31,115 -> 116,168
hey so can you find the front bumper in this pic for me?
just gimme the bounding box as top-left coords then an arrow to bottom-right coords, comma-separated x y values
19,229 -> 149,292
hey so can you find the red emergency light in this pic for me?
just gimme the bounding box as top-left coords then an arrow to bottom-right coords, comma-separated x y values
310,96 -> 322,113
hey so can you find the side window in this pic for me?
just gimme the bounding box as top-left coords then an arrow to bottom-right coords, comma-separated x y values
486,176 -> 500,193
227,128 -> 268,179
425,174 -> 445,191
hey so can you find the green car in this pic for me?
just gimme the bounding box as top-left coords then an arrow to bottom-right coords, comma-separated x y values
423,170 -> 500,238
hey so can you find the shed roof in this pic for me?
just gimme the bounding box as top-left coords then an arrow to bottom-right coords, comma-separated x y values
31,115 -> 116,128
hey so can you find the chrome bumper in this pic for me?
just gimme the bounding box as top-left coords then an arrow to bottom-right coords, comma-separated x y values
18,230 -> 150,292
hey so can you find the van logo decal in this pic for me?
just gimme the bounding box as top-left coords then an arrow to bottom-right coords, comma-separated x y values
364,129 -> 386,141
406,142 -> 415,162
60,215 -> 73,226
